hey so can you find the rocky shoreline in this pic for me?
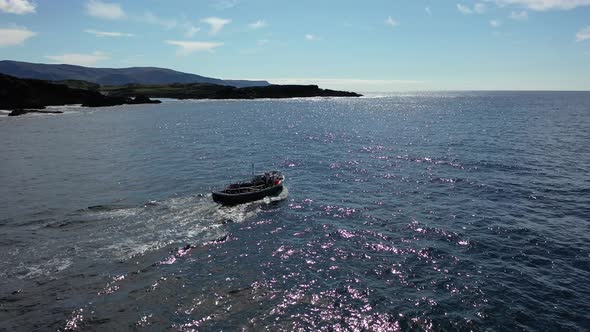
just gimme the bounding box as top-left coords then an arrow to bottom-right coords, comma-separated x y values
7,109 -> 64,116
1,73 -> 161,115
1,73 -> 361,116
101,83 -> 362,100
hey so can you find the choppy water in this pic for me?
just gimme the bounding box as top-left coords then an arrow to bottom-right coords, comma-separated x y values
1,92 -> 589,331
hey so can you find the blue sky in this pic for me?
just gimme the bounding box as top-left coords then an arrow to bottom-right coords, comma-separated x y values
1,0 -> 589,91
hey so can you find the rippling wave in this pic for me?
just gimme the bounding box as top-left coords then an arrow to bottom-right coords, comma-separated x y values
1,92 -> 589,331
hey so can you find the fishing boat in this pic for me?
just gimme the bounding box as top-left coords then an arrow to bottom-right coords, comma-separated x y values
212,171 -> 285,206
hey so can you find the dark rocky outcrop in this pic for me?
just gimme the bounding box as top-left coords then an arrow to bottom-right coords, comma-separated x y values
128,94 -> 162,104
80,95 -> 133,107
0,73 -> 161,111
8,109 -> 64,116
1,72 -> 359,116
102,83 -> 362,100
213,85 -> 361,99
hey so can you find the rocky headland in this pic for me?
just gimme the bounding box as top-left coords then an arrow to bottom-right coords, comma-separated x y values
0,73 -> 161,115
101,83 -> 362,99
1,72 -> 361,116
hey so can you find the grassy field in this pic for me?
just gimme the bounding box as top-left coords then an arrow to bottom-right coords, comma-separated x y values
99,83 -> 231,99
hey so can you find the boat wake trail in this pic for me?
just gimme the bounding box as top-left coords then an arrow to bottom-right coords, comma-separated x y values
76,193 -> 271,261
1,187 -> 290,284
4,191 -> 289,281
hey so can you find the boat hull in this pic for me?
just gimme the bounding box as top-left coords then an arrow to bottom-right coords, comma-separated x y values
212,184 -> 283,206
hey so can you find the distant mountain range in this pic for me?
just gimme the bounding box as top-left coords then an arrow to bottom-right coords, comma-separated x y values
0,60 -> 270,88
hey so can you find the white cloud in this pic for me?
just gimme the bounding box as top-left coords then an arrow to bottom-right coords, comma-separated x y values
136,13 -> 199,37
248,19 -> 267,29
211,0 -> 239,9
509,10 -> 529,19
201,17 -> 231,34
0,0 -> 35,14
457,3 -> 474,13
138,11 -> 177,29
44,51 -> 109,66
490,19 -> 503,27
425,6 -> 432,15
385,16 -> 399,27
184,25 -> 200,37
305,34 -> 319,41
140,12 -> 176,29
257,39 -> 269,45
457,3 -> 487,14
576,25 -> 590,41
489,0 -> 590,10
84,29 -> 134,37
86,0 -> 125,20
0,26 -> 36,46
134,13 -> 198,37
165,40 -> 223,55
474,2 -> 488,12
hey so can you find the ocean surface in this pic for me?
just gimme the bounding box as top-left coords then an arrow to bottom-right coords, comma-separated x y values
1,92 -> 589,331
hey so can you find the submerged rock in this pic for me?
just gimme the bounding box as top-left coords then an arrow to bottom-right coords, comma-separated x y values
129,95 -> 162,104
8,109 -> 64,116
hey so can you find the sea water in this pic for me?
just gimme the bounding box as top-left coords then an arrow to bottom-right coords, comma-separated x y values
0,92 -> 589,330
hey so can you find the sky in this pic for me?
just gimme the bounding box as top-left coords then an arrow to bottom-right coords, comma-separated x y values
1,0 -> 590,91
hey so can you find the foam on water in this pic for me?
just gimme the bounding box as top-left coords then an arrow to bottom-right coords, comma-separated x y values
0,188 -> 290,281
78,195 -> 234,260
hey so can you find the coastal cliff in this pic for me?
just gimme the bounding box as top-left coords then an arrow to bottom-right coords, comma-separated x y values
101,83 -> 362,99
0,73 -> 160,112
1,73 -> 361,115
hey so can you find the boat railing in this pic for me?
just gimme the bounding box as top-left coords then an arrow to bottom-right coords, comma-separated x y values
224,184 -> 268,194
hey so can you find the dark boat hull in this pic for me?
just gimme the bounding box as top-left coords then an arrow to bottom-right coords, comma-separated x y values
212,184 -> 284,206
